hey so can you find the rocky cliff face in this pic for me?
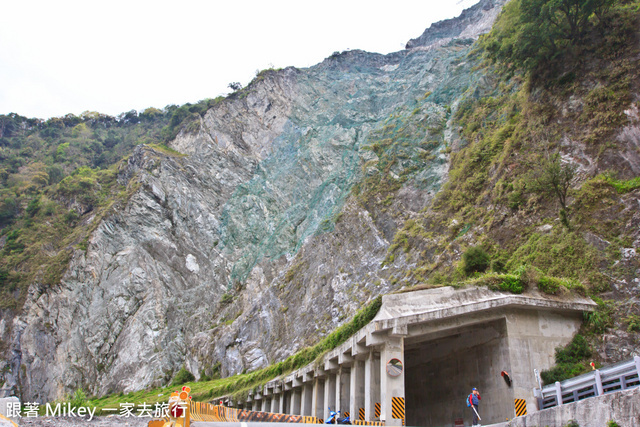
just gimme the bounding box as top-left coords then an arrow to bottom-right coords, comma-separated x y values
405,0 -> 503,49
0,0 -> 532,401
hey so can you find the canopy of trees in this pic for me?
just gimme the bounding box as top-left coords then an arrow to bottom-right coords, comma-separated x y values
482,0 -> 615,71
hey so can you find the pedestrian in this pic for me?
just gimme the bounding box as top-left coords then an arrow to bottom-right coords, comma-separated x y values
467,387 -> 481,426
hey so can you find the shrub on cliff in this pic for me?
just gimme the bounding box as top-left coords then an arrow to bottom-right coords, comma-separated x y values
463,246 -> 490,275
540,334 -> 592,384
172,366 -> 195,386
69,388 -> 89,408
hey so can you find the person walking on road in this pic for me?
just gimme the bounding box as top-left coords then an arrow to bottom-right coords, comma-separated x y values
468,387 -> 481,426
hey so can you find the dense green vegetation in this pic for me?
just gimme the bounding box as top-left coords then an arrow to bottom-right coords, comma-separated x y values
0,111 -> 160,310
462,246 -> 490,275
540,334 -> 592,384
0,98 -> 222,311
483,0 -> 617,73
172,366 -> 196,386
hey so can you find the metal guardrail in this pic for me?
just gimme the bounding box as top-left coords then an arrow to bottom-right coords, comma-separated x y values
537,356 -> 640,409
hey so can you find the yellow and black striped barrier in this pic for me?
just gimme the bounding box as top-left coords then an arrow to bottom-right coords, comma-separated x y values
374,402 -> 381,418
514,398 -> 527,417
359,408 -> 365,421
185,402 -> 325,424
150,397 -> 389,426
391,397 -> 405,420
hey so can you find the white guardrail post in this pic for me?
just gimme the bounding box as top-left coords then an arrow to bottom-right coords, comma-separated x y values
555,381 -> 563,406
533,387 -> 542,410
635,356 -> 640,377
595,370 -> 603,396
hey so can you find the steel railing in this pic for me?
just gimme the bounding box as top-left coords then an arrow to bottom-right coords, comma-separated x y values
536,356 -> 640,409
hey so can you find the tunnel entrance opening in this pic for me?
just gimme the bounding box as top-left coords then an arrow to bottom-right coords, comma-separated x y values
405,318 -> 514,427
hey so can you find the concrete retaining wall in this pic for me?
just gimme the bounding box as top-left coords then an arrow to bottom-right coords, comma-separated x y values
505,308 -> 583,415
506,387 -> 640,427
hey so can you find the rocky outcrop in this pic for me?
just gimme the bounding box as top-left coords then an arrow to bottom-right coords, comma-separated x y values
405,0 -> 507,49
5,0 -> 508,401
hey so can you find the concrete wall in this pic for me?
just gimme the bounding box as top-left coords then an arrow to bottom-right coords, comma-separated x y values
405,319 -> 514,427
506,387 -> 640,427
505,308 -> 583,415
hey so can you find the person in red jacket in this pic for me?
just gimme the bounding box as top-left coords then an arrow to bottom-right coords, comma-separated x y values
468,388 -> 481,426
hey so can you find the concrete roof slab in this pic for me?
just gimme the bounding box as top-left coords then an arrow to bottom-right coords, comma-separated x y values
373,286 -> 596,332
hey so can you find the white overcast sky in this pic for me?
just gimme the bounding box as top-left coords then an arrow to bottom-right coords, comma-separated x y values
0,0 -> 478,120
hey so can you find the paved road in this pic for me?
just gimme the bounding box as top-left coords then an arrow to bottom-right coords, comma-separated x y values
192,423 -> 312,427
190,423 -> 510,427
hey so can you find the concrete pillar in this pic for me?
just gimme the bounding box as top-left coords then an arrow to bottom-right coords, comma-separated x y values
262,397 -> 268,412
313,378 -> 325,419
324,373 -> 336,419
253,397 -> 260,412
301,382 -> 313,416
279,392 -> 285,414
365,350 -> 381,420
300,384 -> 308,416
292,388 -> 302,415
336,369 -> 342,413
336,366 -> 350,413
380,336 -> 404,426
271,394 -> 279,413
351,359 -> 365,421
342,368 -> 351,414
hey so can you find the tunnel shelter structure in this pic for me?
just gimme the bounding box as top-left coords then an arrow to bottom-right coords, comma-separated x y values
216,286 -> 596,427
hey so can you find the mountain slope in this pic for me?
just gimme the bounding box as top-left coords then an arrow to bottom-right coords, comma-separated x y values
2,0 -> 507,401
3,0 -> 640,403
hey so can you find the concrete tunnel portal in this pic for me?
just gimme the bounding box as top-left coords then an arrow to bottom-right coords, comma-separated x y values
405,318 -> 513,425
219,287 -> 595,427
